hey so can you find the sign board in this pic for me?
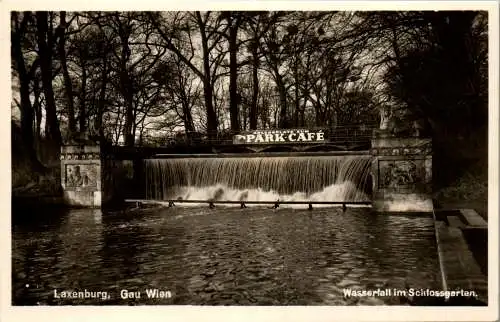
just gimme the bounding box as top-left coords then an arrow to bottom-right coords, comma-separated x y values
233,129 -> 326,145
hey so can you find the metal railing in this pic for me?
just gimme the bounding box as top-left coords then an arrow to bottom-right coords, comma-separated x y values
163,124 -> 377,147
125,199 -> 372,211
105,124 -> 378,158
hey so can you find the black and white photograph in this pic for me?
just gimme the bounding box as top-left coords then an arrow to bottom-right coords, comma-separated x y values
4,1 -> 498,321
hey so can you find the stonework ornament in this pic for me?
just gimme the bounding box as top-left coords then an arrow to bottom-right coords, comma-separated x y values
379,106 -> 392,130
383,160 -> 417,188
66,164 -> 97,189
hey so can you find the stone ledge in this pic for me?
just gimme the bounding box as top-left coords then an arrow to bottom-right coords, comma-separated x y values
435,217 -> 488,304
460,209 -> 488,227
61,145 -> 100,153
447,215 -> 465,228
371,136 -> 432,148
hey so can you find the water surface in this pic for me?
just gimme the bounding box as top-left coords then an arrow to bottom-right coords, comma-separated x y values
12,206 -> 440,305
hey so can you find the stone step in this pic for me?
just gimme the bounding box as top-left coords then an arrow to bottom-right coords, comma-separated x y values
447,215 -> 465,228
460,209 -> 487,227
435,223 -> 488,304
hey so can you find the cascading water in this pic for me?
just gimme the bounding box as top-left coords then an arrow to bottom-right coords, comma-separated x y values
143,155 -> 372,206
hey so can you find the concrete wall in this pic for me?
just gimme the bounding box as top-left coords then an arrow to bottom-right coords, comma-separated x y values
371,131 -> 433,212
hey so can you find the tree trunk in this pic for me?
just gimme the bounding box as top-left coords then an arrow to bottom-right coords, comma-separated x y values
202,77 -> 217,139
36,11 -> 62,145
228,17 -> 240,133
275,72 -> 288,128
138,129 -> 143,146
123,94 -> 135,146
117,22 -> 135,147
79,62 -> 87,133
182,103 -> 195,134
249,39 -> 259,130
175,71 -> 196,137
34,81 -> 42,143
293,58 -> 300,127
96,57 -> 108,141
11,18 -> 35,155
314,102 -> 323,127
179,88 -> 195,135
132,117 -> 138,146
57,11 -> 76,135
197,13 -> 218,139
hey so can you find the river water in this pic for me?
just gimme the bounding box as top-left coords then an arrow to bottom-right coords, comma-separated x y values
12,206 -> 440,305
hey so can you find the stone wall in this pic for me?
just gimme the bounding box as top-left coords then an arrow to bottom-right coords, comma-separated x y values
60,145 -> 102,207
371,132 -> 433,212
61,138 -> 432,211
61,144 -> 143,208
101,158 -> 137,206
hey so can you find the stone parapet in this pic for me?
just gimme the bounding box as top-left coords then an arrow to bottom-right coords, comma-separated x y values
60,144 -> 138,208
60,145 -> 102,207
371,133 -> 432,212
434,217 -> 487,304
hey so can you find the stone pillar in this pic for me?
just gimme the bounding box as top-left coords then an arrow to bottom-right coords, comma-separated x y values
60,145 -> 102,207
371,130 -> 432,212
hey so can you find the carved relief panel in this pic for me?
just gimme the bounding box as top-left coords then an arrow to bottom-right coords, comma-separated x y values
379,160 -> 423,189
65,164 -> 98,189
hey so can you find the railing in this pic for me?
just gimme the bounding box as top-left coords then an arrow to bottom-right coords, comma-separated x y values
105,124 -> 378,158
164,124 -> 378,147
125,199 -> 372,211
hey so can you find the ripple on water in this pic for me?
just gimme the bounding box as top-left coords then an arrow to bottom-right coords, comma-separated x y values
12,207 -> 440,305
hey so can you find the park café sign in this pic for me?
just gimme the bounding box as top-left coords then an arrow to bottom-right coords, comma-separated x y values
233,129 -> 326,145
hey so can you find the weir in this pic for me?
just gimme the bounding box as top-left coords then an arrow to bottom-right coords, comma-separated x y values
144,155 -> 372,204
58,127 -> 433,213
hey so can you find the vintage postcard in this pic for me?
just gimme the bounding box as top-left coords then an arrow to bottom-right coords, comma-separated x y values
2,1 -> 498,321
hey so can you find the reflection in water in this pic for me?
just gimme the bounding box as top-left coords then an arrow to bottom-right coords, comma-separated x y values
12,207 -> 440,305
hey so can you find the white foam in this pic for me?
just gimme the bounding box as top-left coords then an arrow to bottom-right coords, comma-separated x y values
170,182 -> 369,208
383,194 -> 433,212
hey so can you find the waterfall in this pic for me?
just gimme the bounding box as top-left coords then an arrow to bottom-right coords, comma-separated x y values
144,156 -> 372,204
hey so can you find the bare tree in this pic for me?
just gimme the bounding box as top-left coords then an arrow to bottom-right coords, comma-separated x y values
148,11 -> 228,139
35,11 -> 62,145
